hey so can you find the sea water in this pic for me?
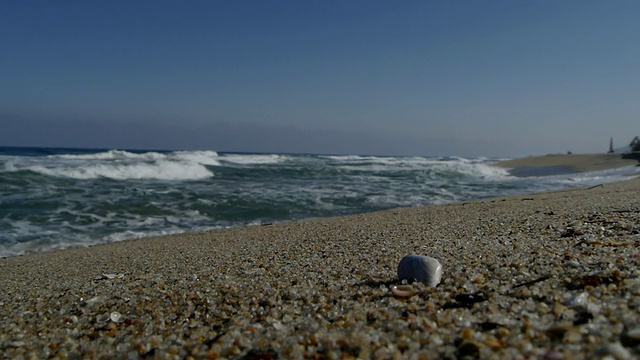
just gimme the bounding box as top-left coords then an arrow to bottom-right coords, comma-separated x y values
1,146 -> 638,257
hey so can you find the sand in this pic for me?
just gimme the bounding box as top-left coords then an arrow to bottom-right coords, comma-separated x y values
495,153 -> 639,177
1,178 -> 640,359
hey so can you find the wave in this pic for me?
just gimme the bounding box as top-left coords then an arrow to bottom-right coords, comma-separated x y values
220,154 -> 289,165
325,155 -> 512,180
4,148 -> 640,258
50,149 -> 222,165
10,160 -> 214,180
170,151 -> 221,166
431,159 -> 512,180
0,149 -> 222,180
50,149 -> 167,161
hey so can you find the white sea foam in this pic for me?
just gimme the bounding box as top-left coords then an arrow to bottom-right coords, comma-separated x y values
543,166 -> 640,188
50,149 -> 222,166
6,149 -> 221,180
220,154 -> 288,165
328,155 -> 512,180
437,160 -> 512,180
171,151 -> 221,166
26,160 -> 213,180
51,149 -> 166,161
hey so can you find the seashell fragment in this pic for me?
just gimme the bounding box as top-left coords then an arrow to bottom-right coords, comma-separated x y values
391,284 -> 420,298
96,313 -> 110,323
397,255 -> 442,287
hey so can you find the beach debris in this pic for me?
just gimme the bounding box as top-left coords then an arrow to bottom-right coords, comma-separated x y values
95,273 -> 124,281
96,313 -> 111,323
567,271 -> 624,290
397,255 -> 442,287
443,292 -> 489,309
512,275 -> 550,289
85,295 -> 106,306
4,341 -> 26,348
391,284 -> 420,298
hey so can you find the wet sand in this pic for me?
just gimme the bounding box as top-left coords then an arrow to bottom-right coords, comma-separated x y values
495,153 -> 639,177
1,178 -> 640,358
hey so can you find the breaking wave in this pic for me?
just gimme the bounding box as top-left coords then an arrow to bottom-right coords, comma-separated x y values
2,146 -> 639,257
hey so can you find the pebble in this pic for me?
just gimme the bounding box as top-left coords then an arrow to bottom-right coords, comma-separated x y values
397,255 -> 442,287
110,311 -> 122,323
594,342 -> 632,360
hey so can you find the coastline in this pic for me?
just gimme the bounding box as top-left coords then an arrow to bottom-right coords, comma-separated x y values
1,178 -> 640,358
494,153 -> 639,177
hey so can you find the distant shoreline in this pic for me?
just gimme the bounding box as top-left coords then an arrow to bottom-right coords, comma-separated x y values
494,153 -> 639,177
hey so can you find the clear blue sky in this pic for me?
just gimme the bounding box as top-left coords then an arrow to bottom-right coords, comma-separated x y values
1,1 -> 638,157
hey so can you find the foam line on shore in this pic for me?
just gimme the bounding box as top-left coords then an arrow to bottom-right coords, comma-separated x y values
495,153 -> 639,176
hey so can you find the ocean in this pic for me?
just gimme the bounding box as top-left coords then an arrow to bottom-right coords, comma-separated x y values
1,146 -> 638,258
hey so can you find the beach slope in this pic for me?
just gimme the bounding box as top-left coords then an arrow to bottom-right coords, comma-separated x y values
1,179 -> 640,358
495,153 -> 639,177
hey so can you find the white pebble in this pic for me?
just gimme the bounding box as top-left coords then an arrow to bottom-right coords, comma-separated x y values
566,292 -> 589,309
110,311 -> 122,323
397,255 -> 442,287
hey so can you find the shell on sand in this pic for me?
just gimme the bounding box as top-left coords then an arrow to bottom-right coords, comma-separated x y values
391,284 -> 420,298
397,255 -> 442,287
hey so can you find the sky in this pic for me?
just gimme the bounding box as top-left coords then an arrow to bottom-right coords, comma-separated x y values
1,1 -> 639,157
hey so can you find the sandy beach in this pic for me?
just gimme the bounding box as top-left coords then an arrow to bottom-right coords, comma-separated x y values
495,153 -> 639,177
1,177 -> 640,359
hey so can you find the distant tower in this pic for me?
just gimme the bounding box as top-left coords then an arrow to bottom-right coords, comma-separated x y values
608,137 -> 614,153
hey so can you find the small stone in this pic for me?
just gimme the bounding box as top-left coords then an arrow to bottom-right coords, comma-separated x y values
110,311 -> 122,323
565,292 -> 589,309
484,336 -> 504,350
86,295 -> 106,306
460,328 -> 474,340
5,341 -> 25,348
397,255 -> 442,287
594,342 -> 632,360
